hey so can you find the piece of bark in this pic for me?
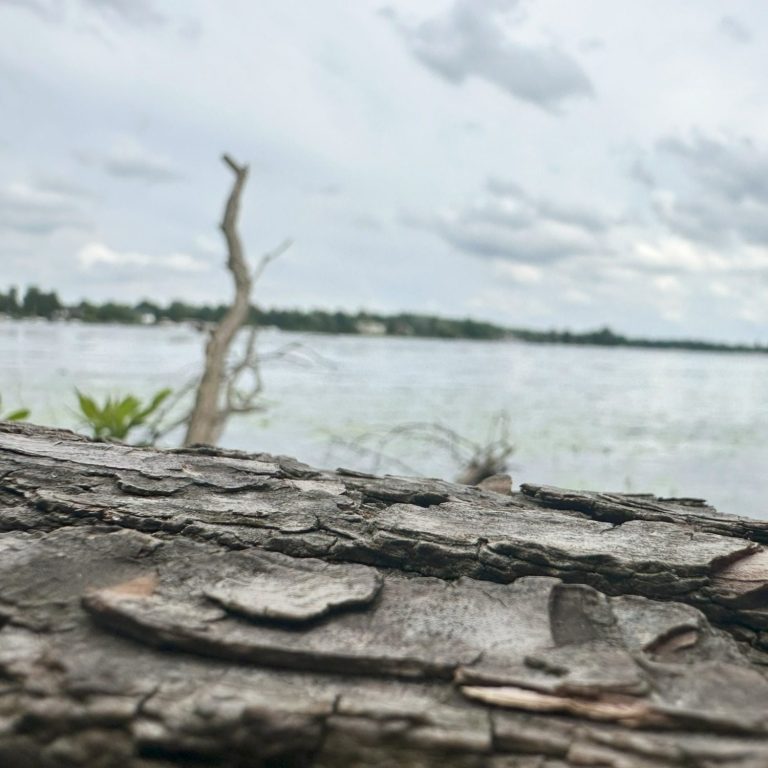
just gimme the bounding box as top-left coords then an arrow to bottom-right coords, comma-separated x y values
203,561 -> 382,624
4,421 -> 768,766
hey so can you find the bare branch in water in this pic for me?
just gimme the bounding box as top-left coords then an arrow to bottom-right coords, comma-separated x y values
325,411 -> 515,484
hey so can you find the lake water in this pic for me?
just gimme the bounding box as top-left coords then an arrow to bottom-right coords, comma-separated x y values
1,319 -> 767,519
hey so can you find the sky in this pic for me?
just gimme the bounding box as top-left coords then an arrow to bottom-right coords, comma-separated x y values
2,0 -> 768,342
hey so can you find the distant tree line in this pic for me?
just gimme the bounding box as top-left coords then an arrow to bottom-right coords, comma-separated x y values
2,285 -> 767,353
507,326 -> 768,353
0,286 -> 507,340
0,286 -> 62,319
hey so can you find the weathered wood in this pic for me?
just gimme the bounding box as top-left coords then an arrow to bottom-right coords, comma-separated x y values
3,422 -> 768,766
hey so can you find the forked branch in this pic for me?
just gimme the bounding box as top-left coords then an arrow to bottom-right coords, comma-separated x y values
183,155 -> 289,446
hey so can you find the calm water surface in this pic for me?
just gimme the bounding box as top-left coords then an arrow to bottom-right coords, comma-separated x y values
2,320 -> 767,519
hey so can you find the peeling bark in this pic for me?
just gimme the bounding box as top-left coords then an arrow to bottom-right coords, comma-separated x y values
3,422 -> 768,766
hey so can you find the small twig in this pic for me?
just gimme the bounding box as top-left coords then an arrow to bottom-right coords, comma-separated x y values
324,412 -> 514,484
323,434 -> 423,477
143,378 -> 199,443
260,341 -> 337,370
253,239 -> 292,282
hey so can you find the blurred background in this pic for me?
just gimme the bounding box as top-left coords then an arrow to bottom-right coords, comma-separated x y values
1,0 -> 768,517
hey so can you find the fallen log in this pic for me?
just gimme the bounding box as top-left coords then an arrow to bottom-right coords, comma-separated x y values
2,421 -> 768,766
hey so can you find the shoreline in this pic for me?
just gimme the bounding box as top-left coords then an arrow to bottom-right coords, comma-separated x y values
2,314 -> 767,356
2,286 -> 765,355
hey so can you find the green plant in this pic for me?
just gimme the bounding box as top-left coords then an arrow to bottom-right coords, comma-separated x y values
76,388 -> 172,442
0,395 -> 30,422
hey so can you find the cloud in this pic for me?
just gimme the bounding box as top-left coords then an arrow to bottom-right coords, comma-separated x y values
350,213 -> 385,231
0,180 -> 88,234
629,158 -> 655,188
83,137 -> 182,183
719,16 -> 752,44
385,0 -> 593,111
34,176 -> 93,199
313,182 -> 342,198
192,234 -> 221,257
630,238 -> 728,274
0,0 -> 58,20
487,178 -> 611,232
650,133 -> 768,247
653,274 -> 684,294
629,236 -> 768,278
81,0 -> 165,27
78,242 -> 208,272
0,0 -> 164,26
413,178 -> 610,264
422,162 -> 768,328
660,134 -> 768,202
494,261 -> 542,284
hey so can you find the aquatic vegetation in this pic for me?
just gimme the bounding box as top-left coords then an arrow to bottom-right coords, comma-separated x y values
76,388 -> 172,442
0,395 -> 29,422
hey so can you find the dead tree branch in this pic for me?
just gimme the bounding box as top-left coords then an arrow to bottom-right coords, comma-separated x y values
326,412 -> 515,484
183,155 -> 289,446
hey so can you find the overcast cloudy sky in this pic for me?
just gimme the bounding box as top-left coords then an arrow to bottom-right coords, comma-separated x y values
2,0 -> 768,342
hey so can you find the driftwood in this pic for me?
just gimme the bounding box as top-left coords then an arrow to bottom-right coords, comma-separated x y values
183,155 -> 291,448
183,154 -> 252,447
3,423 -> 768,766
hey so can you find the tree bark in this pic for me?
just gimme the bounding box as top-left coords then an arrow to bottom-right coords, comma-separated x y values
3,421 -> 768,766
184,155 -> 251,447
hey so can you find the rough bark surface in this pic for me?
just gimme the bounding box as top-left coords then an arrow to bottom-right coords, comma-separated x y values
3,422 -> 768,767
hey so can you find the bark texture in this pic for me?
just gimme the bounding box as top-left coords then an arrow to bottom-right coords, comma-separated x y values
3,421 -> 768,767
